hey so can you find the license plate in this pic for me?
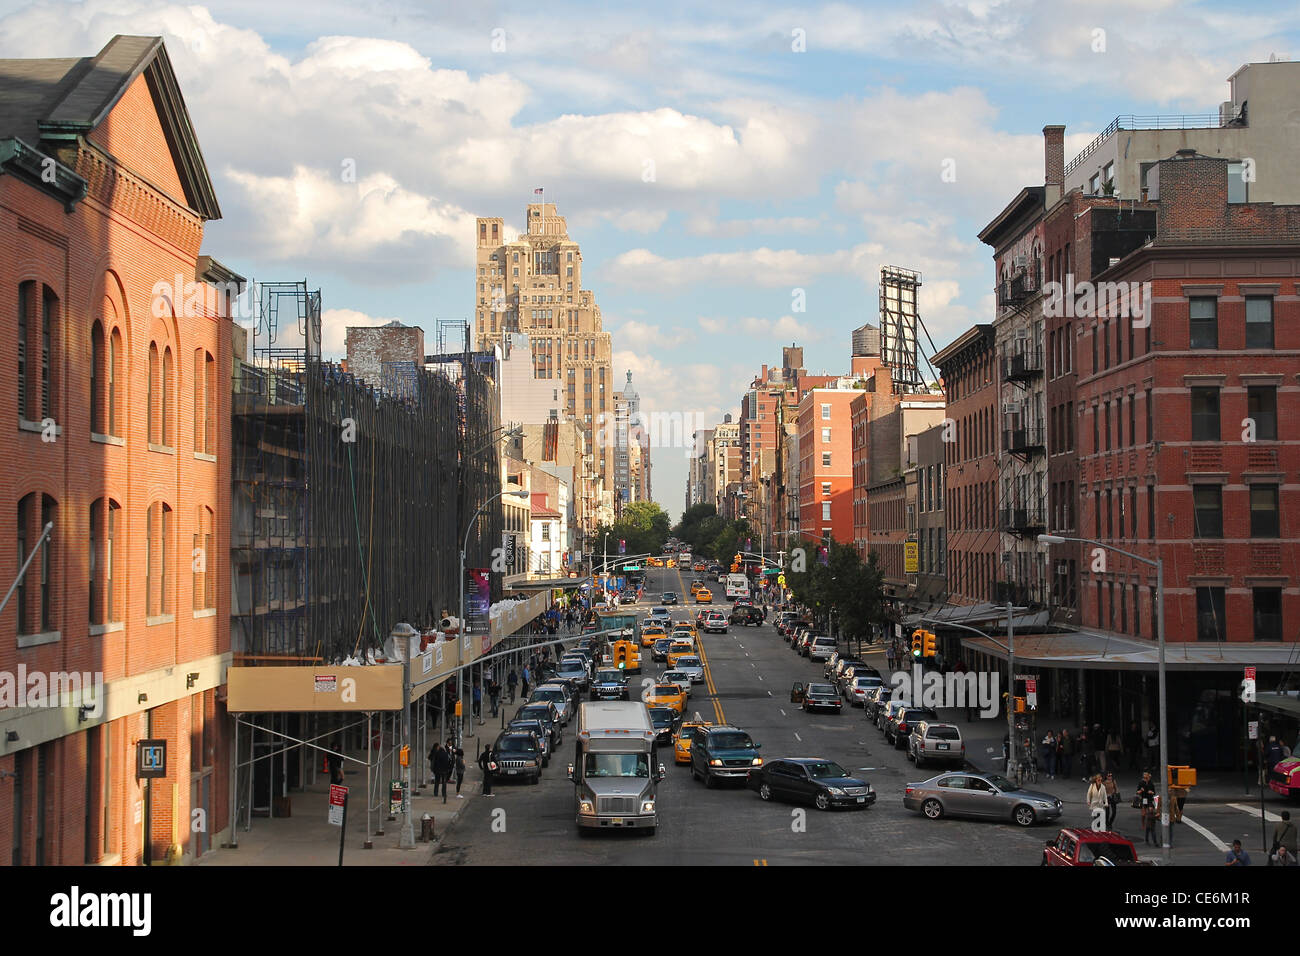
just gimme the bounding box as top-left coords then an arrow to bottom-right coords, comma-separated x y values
507,769 -> 518,774
856,797 -> 865,804
937,743 -> 950,750
611,818 -> 623,825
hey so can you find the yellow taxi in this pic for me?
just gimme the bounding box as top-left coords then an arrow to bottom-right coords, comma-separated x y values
695,587 -> 713,603
667,641 -> 695,667
674,720 -> 713,764
645,682 -> 687,714
671,621 -> 697,640
693,561 -> 706,572
640,623 -> 667,648
647,557 -> 663,568
689,580 -> 704,596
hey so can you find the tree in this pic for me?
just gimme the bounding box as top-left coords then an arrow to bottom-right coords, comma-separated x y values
785,542 -> 885,653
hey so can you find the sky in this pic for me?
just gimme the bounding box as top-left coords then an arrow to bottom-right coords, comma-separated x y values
3,0 -> 1298,521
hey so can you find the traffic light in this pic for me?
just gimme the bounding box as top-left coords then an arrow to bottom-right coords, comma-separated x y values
911,631 -> 923,658
818,546 -> 829,566
923,630 -> 937,659
615,644 -> 627,669
619,539 -> 626,554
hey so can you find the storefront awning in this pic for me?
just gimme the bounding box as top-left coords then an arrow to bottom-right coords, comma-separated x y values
961,629 -> 1300,672
905,602 -> 1050,631
1255,691 -> 1300,719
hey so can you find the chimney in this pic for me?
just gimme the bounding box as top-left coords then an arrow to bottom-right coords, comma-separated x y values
1043,125 -> 1065,203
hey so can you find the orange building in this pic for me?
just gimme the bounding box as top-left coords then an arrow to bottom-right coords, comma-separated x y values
798,388 -> 863,543
0,36 -> 233,864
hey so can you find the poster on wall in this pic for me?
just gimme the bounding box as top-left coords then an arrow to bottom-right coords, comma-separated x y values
465,568 -> 491,637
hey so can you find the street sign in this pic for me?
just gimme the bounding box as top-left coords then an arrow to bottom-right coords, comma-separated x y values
389,780 -> 404,815
1025,678 -> 1038,710
1244,666 -> 1257,680
136,739 -> 167,779
1248,721 -> 1259,740
1242,666 -> 1257,703
904,541 -> 918,573
328,784 -> 348,826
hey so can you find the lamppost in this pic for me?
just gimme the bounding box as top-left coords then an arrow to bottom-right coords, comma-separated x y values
1040,532 -> 1169,863
459,490 -> 530,749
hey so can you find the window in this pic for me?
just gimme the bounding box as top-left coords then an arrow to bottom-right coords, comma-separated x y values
1190,387 -> 1220,441
91,321 -> 106,434
1103,401 -> 1111,450
194,350 -> 216,456
541,522 -> 550,542
193,506 -> 215,611
1147,484 -> 1155,541
1227,162 -> 1248,203
821,481 -> 831,499
148,344 -> 160,444
1196,587 -> 1226,642
1089,173 -> 1100,195
821,403 -> 831,420
17,282 -> 57,422
1193,485 -> 1223,538
822,502 -> 831,521
821,427 -> 831,443
16,494 -> 30,635
1145,388 -> 1153,443
1189,297 -> 1217,349
822,452 -> 831,467
90,498 -> 121,626
1253,588 -> 1283,641
1245,386 -> 1277,441
1245,297 -> 1274,349
1102,161 -> 1114,191
1127,395 -> 1136,448
1250,485 -> 1279,537
147,501 -> 173,618
1092,405 -> 1099,454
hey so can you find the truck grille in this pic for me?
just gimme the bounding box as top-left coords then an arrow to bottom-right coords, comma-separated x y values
597,796 -> 636,814
723,759 -> 752,768
498,759 -> 532,769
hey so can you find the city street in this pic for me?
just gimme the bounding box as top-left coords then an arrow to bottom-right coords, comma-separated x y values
433,566 -> 1125,866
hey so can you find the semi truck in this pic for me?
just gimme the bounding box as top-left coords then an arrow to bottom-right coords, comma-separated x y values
569,701 -> 666,834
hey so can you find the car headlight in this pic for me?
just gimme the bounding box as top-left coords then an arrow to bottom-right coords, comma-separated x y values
826,787 -> 846,796
579,800 -> 594,813
709,758 -> 723,766
641,800 -> 655,813
751,757 -> 763,766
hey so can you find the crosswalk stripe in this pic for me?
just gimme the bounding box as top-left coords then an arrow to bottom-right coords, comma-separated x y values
1227,802 -> 1283,823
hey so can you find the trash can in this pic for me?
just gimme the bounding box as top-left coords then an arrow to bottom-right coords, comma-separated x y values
420,813 -> 435,842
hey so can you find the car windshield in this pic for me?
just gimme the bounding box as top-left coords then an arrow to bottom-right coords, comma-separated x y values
678,657 -> 701,667
520,707 -> 550,722
808,684 -> 835,695
984,774 -> 1016,792
663,672 -> 687,682
654,685 -> 680,695
596,670 -> 623,682
649,708 -> 675,724
677,725 -> 699,740
855,677 -> 881,687
1084,842 -> 1137,863
496,736 -> 536,753
584,753 -> 650,777
534,690 -> 563,702
805,761 -> 849,779
709,732 -> 753,750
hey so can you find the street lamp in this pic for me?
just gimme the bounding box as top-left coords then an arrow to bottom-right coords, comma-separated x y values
1040,532 -> 1169,863
459,489 -> 531,749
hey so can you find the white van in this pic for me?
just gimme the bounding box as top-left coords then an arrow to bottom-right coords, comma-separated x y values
725,573 -> 750,601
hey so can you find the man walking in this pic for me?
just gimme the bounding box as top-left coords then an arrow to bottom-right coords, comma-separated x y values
1224,840 -> 1252,866
472,683 -> 483,724
521,665 -> 531,700
431,743 -> 452,802
1271,810 -> 1297,866
506,668 -> 518,703
488,679 -> 500,718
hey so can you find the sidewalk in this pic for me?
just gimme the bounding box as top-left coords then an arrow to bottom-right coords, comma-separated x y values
198,723 -> 503,867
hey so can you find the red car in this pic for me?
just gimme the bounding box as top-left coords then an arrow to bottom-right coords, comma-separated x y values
1268,756 -> 1300,799
1041,828 -> 1146,866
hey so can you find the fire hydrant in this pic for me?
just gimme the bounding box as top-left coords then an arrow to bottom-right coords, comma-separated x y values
420,813 -> 435,842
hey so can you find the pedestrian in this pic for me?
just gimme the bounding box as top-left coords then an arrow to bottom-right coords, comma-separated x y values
472,683 -> 483,723
1041,730 -> 1058,779
1103,771 -> 1120,829
1224,839 -> 1252,866
1077,730 -> 1094,780
479,744 -> 495,796
1106,729 -> 1123,774
521,665 -> 531,699
427,743 -> 441,792
1270,810 -> 1297,866
432,743 -> 452,802
1135,770 -> 1158,845
885,644 -> 896,673
1059,729 -> 1074,778
506,668 -> 518,703
453,746 -> 466,798
1145,724 -> 1160,768
1087,773 -> 1108,825
1265,735 -> 1285,772
488,679 -> 500,717
1125,721 -> 1142,770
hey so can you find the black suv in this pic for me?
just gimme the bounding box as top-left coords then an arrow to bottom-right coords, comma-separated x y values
662,591 -> 679,605
590,667 -> 630,701
690,725 -> 763,788
491,731 -> 544,784
730,605 -> 764,627
515,702 -> 563,748
506,718 -> 552,764
886,706 -> 939,748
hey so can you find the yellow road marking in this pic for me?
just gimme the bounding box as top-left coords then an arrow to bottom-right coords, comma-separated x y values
676,564 -> 725,725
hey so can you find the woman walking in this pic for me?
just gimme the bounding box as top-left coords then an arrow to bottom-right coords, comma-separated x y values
1135,770 -> 1158,845
1103,771 -> 1120,829
1041,730 -> 1058,780
1086,773 -> 1108,827
1058,729 -> 1074,779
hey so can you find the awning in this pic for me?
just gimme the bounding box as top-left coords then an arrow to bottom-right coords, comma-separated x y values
1255,691 -> 1300,720
506,575 -> 590,592
960,629 -> 1300,672
906,602 -> 1051,632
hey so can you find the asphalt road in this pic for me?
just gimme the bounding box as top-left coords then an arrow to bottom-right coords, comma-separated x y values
430,565 -> 1214,865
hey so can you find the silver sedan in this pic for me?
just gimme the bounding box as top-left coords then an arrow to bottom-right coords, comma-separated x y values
902,771 -> 1063,827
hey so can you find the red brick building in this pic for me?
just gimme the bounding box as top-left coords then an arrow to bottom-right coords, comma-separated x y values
1077,152 -> 1300,649
798,388 -> 860,543
0,36 -> 232,864
932,325 -> 999,606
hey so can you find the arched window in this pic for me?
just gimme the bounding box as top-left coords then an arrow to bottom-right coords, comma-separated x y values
16,492 -> 57,635
109,328 -> 122,437
147,500 -> 173,617
89,497 -> 122,626
91,321 -> 106,435
193,505 -> 215,610
162,346 -> 174,447
16,282 -> 57,422
148,343 -> 160,444
194,349 -> 216,456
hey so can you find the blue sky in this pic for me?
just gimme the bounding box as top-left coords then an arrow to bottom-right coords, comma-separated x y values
3,0 -> 1298,519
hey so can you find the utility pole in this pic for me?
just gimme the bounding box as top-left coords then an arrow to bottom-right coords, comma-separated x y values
393,623 -> 418,849
1006,601 -> 1016,780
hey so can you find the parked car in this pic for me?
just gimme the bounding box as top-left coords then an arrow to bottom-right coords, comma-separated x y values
877,698 -> 910,731
864,686 -> 895,723
703,610 -> 730,633
903,771 -> 1064,827
529,684 -> 573,725
845,674 -> 887,707
506,718 -> 552,765
515,702 -> 563,748
808,636 -> 837,661
690,725 -> 763,788
490,731 -> 544,784
907,721 -> 965,768
886,706 -> 939,747
748,758 -> 875,810
1042,828 -> 1145,866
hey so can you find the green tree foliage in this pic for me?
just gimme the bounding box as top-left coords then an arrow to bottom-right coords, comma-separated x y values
594,501 -> 672,563
785,542 -> 885,644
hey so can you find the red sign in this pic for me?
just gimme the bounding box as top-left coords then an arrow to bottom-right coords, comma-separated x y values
1025,679 -> 1037,694
328,784 -> 348,826
1244,666 -> 1257,680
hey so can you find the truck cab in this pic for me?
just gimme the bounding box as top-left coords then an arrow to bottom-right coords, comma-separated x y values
569,701 -> 667,834
1041,828 -> 1143,866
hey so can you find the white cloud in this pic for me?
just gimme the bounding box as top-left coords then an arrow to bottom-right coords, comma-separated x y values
608,319 -> 695,349
698,315 -> 820,340
684,213 -> 823,238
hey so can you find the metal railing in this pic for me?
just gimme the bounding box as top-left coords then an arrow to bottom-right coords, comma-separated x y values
1064,113 -> 1229,177
1001,349 -> 1043,381
1002,424 -> 1045,454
